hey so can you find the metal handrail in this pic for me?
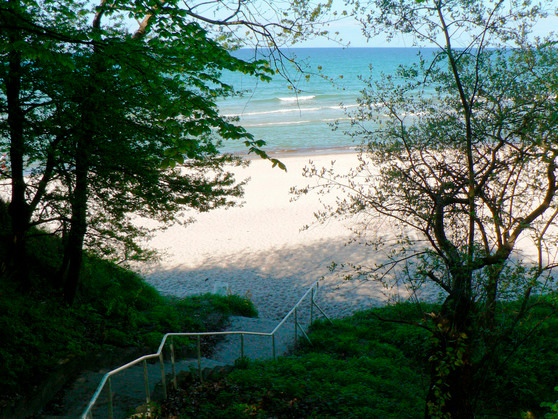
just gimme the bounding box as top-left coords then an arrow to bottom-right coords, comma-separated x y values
81,279 -> 332,418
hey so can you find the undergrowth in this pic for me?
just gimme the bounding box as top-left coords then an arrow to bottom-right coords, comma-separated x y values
156,302 -> 558,418
0,232 -> 257,412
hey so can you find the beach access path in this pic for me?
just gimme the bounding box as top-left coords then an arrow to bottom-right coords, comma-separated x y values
46,315 -> 299,418
55,151 -> 445,417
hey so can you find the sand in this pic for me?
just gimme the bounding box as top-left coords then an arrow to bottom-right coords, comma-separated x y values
133,151 -> 442,320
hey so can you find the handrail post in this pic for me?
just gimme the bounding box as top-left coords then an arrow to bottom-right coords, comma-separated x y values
197,335 -> 202,382
143,359 -> 150,403
272,334 -> 276,360
310,288 -> 314,324
159,352 -> 167,399
171,336 -> 177,389
314,301 -> 334,324
240,333 -> 244,359
294,308 -> 298,347
107,376 -> 113,419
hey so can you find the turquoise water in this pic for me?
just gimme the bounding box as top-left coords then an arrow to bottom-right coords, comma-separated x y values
218,47 -> 433,154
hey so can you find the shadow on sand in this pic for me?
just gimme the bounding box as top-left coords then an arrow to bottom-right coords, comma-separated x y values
137,236 -> 441,320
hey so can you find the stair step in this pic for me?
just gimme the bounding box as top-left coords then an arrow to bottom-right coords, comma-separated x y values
52,315 -> 306,417
49,356 -> 227,417
212,316 -> 297,364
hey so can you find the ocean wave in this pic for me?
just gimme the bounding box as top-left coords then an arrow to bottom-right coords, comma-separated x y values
237,116 -> 354,127
223,103 -> 359,119
277,95 -> 316,102
322,117 -> 352,123
224,107 -> 318,118
339,104 -> 359,109
243,120 -> 313,127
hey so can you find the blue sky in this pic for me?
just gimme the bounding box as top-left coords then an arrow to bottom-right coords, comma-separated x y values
296,1 -> 558,48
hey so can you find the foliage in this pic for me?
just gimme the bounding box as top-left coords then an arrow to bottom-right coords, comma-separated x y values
476,298 -> 558,416
176,293 -> 259,319
160,304 -> 428,418
0,0 -> 335,303
303,303 -> 432,363
158,302 -> 558,418
295,0 -> 558,416
0,230 -> 257,409
541,387 -> 558,418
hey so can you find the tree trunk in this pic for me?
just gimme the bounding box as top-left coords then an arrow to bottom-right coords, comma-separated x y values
426,269 -> 475,418
483,264 -> 504,330
61,138 -> 89,305
59,0 -> 109,305
426,337 -> 476,418
5,3 -> 32,288
426,343 -> 475,418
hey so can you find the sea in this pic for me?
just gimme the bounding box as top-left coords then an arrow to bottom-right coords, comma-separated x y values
217,47 -> 434,155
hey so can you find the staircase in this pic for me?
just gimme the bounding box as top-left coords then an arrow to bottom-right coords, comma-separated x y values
47,316 -> 296,418
212,316 -> 296,364
77,280 -> 330,419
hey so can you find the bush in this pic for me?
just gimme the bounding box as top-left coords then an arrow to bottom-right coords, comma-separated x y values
220,294 -> 259,318
541,386 -> 558,418
174,293 -> 258,320
0,242 -> 257,410
159,300 -> 558,418
160,306 -> 428,418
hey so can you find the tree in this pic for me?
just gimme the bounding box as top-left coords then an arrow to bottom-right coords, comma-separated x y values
0,0 -> 333,303
296,0 -> 558,416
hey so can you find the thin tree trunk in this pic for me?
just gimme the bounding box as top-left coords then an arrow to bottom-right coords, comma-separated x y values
59,1 -> 108,304
483,264 -> 504,329
5,0 -> 31,288
426,268 -> 475,418
61,138 -> 89,305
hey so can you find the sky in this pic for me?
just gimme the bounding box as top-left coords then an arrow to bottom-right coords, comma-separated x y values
295,0 -> 558,48
118,0 -> 557,48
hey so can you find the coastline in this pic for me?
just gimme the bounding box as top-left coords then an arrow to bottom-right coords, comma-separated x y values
230,144 -> 361,160
134,151 -> 442,320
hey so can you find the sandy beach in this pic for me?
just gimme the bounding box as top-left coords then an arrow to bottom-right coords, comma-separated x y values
134,151 -> 442,320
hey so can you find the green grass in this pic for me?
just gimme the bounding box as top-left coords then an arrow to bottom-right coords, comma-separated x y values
0,233 -> 257,411
156,301 -> 558,418
165,353 -> 424,418
475,298 -> 558,416
159,304 -> 431,418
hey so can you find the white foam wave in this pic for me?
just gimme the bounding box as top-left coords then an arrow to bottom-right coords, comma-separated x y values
243,120 -> 313,127
224,105 -> 340,118
326,104 -> 359,111
277,95 -> 316,102
225,107 -> 325,117
322,117 -> 352,123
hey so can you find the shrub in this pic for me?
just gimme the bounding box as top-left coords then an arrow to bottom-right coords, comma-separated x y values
0,247 -> 256,409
